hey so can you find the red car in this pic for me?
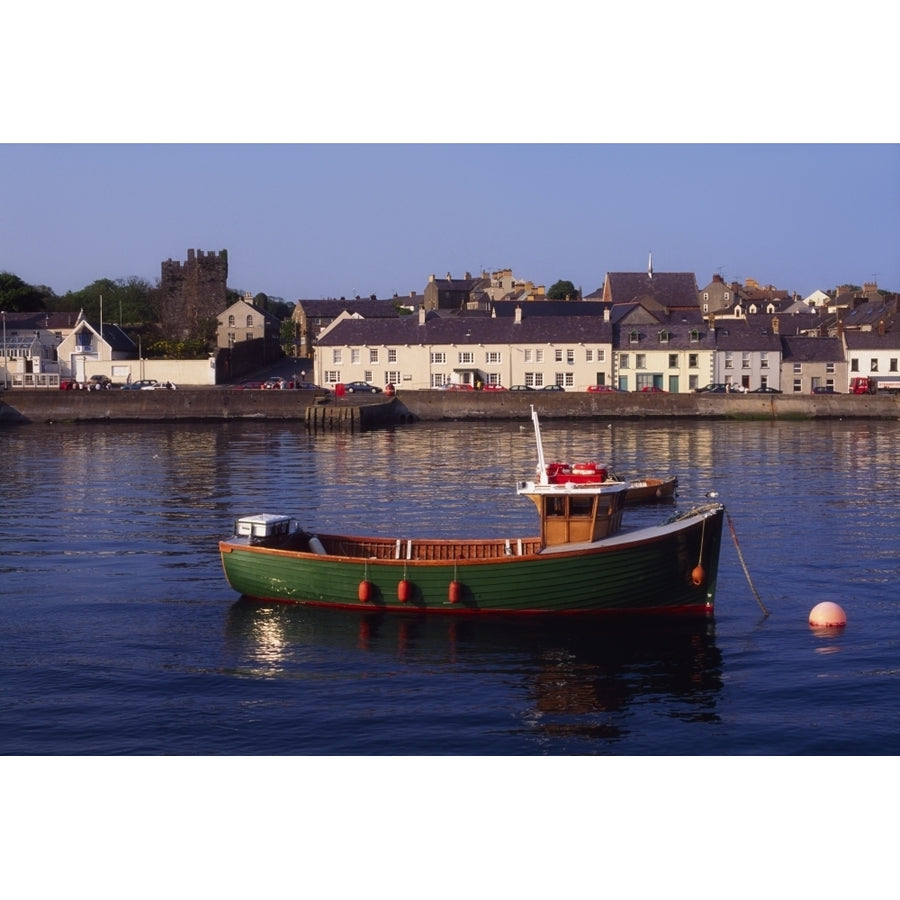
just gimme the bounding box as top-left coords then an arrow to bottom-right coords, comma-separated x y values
482,384 -> 507,391
587,385 -> 617,392
640,386 -> 667,393
445,383 -> 474,391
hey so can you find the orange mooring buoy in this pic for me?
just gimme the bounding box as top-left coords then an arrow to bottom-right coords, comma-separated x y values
397,579 -> 411,603
691,565 -> 706,586
809,601 -> 847,628
358,580 -> 374,603
448,580 -> 462,604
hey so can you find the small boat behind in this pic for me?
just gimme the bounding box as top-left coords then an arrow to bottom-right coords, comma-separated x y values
619,475 -> 678,504
219,408 -> 724,615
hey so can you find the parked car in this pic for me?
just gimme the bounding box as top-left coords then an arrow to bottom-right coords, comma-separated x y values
750,386 -> 782,394
640,386 -> 666,393
481,384 -> 507,391
88,374 -> 114,389
812,386 -> 838,394
263,377 -> 286,389
541,384 -> 565,392
293,382 -> 322,390
509,385 -> 534,391
586,385 -> 618,392
345,381 -> 382,393
694,384 -> 728,393
444,383 -> 474,391
121,379 -> 161,390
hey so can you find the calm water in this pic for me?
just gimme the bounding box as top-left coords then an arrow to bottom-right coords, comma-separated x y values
2,416 -> 899,755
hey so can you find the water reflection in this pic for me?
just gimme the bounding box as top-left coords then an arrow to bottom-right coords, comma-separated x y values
224,599 -> 723,746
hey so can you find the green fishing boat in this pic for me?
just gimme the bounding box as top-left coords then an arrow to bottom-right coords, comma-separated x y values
219,410 -> 724,615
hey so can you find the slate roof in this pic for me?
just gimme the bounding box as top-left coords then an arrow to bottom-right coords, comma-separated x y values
780,336 -> 845,362
613,320 -> 717,351
840,297 -> 896,332
605,272 -> 699,308
2,310 -> 85,331
294,299 -> 400,319
491,300 -> 610,318
842,330 -> 900,351
316,311 -> 614,347
711,321 -> 783,352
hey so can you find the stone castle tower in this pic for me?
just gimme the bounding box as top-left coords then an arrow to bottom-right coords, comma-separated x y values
158,249 -> 228,341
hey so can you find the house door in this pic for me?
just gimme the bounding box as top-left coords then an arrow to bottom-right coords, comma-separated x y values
72,354 -> 86,383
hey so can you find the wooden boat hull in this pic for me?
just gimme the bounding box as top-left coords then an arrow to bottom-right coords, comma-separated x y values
624,476 -> 678,504
219,504 -> 724,615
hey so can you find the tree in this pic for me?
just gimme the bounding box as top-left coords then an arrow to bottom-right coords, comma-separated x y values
0,271 -> 49,312
547,280 -> 578,300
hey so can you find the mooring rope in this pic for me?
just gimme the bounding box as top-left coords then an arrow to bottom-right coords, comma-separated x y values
726,511 -> 769,617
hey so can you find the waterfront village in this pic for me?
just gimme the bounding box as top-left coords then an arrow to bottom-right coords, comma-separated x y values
1,249 -> 899,396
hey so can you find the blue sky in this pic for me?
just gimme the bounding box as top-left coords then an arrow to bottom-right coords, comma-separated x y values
2,144 -> 897,302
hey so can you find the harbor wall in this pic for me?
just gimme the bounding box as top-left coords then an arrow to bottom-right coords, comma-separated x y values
390,389 -> 900,422
2,387 -> 898,428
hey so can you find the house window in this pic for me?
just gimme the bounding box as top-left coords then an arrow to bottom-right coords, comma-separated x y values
524,349 -> 532,363
870,359 -> 878,372
703,292 -> 709,301
486,351 -> 501,364
485,373 -> 503,387
597,349 -> 605,362
351,349 -> 360,364
689,330 -> 700,343
369,349 -> 379,364
760,352 -> 769,369
563,373 -> 574,387
245,333 -> 253,342
554,349 -> 563,362
850,359 -> 859,372
890,358 -> 898,372
228,315 -> 235,326
658,330 -> 669,344
688,354 -> 698,368
629,330 -> 640,344
566,349 -> 574,365
724,292 -> 730,302
525,372 -> 543,387
246,315 -> 253,327
793,362 -> 802,374
619,354 -> 630,369
585,349 -> 594,362
826,362 -> 835,374
725,352 -> 734,369
535,349 -> 544,363
742,352 -> 750,369
386,370 -> 400,384
430,352 -> 446,364
793,379 -> 802,393
459,351 -> 474,364
364,370 -> 373,383
325,370 -> 340,383
636,354 -> 646,369
227,332 -> 235,345
76,331 -> 92,350
332,349 -> 343,365
668,354 -> 678,369
388,349 -> 397,363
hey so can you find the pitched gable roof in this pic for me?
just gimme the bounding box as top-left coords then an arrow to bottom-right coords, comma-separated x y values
604,272 -> 699,309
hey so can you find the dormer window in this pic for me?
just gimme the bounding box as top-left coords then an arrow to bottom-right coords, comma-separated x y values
629,330 -> 640,344
689,329 -> 700,343
658,330 -> 670,344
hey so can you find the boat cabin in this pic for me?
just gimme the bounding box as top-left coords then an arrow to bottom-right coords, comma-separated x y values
516,481 -> 626,547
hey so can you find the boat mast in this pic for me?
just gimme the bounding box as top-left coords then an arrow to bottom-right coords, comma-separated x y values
530,405 -> 549,485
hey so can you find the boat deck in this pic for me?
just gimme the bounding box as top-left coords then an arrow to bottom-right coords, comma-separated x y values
316,534 -> 544,561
